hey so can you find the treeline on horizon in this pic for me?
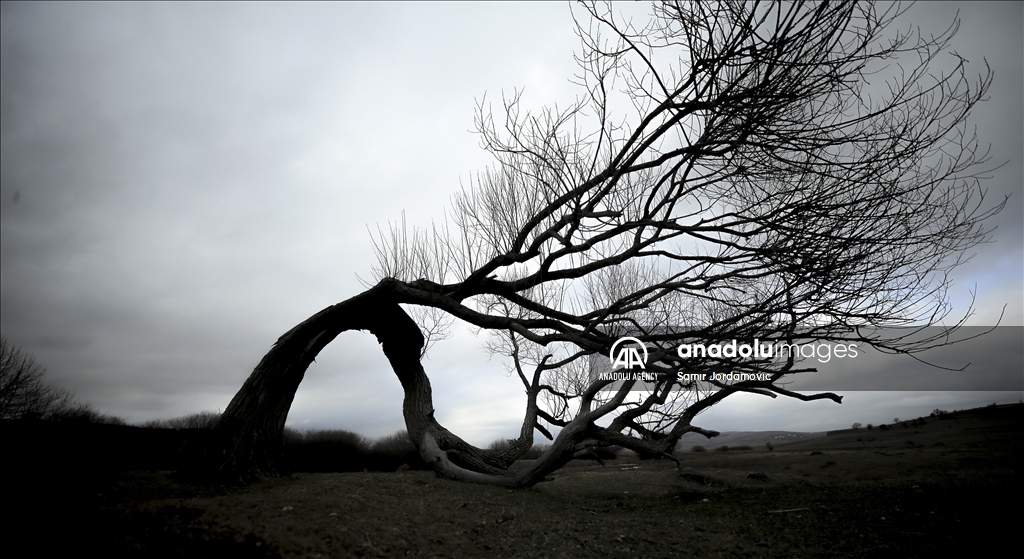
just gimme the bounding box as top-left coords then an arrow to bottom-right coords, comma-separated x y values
1,335 -> 614,474
4,397 -> 1017,477
2,408 -> 620,475
134,410 -> 621,470
0,408 -> 428,474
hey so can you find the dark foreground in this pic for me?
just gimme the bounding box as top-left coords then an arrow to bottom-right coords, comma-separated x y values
6,404 -> 1022,558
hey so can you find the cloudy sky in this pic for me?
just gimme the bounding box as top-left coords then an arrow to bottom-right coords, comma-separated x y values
2,2 -> 1021,444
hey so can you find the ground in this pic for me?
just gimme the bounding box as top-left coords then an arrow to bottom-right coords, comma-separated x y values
7,404 -> 1021,558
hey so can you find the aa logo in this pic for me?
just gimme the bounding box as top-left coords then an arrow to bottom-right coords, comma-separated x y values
610,337 -> 648,370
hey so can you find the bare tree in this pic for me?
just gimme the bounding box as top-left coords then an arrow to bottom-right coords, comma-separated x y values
0,336 -> 76,420
198,1 -> 1004,484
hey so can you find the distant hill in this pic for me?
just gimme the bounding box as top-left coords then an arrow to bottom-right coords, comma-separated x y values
778,402 -> 1023,453
668,403 -> 1024,452
675,429 -> 825,450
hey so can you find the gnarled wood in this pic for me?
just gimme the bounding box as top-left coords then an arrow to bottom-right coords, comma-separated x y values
194,279 -> 560,483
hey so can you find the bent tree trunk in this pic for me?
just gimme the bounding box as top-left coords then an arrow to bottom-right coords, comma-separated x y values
195,278 -> 692,486
195,279 -> 554,484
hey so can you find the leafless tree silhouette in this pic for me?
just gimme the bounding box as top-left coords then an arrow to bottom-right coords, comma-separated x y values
200,1 -> 1004,485
0,336 -> 76,420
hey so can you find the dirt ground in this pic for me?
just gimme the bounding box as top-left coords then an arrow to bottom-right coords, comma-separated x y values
9,404 -> 1022,558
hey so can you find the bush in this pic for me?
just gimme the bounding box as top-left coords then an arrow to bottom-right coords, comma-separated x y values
521,444 -> 550,460
590,445 -> 622,461
50,404 -> 126,425
367,430 -> 423,470
369,430 -> 417,457
487,438 -> 513,452
301,429 -> 367,446
765,441 -> 774,451
140,411 -> 220,429
691,445 -> 706,452
715,445 -> 730,451
284,429 -> 427,473
486,439 -> 599,461
284,428 -> 368,473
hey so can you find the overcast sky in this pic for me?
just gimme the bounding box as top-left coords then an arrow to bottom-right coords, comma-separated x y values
2,2 -> 1021,444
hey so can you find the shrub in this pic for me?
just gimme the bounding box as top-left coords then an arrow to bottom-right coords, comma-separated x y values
50,404 -> 126,425
488,439 -> 608,461
302,428 -> 367,446
285,428 -> 425,472
141,411 -> 220,429
590,445 -> 622,460
521,444 -> 550,460
369,430 -> 416,456
691,445 -> 706,452
284,428 -> 367,472
765,441 -> 774,451
487,438 -> 513,452
715,445 -> 730,451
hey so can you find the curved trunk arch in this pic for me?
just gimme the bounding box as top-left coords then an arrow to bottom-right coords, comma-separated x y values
195,280 -> 551,483
193,278 -> 689,486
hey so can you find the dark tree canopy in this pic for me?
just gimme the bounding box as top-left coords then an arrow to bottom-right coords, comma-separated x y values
198,1 -> 1004,485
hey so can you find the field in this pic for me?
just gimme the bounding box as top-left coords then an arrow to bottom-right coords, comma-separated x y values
5,403 -> 1021,558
